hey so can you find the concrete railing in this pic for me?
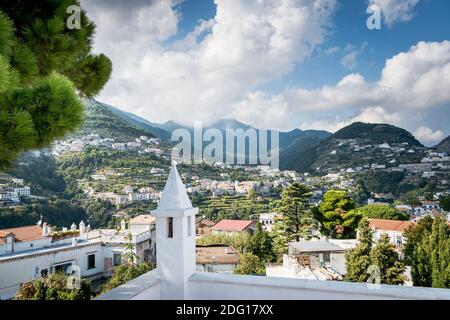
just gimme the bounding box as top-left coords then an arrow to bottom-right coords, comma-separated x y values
94,269 -> 450,300
94,269 -> 160,300
188,272 -> 450,300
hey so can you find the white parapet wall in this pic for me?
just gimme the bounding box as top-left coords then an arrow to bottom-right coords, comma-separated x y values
95,269 -> 161,300
95,269 -> 450,300
188,272 -> 450,300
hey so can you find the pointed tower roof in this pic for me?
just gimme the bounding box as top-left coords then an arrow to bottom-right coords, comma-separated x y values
157,161 -> 193,210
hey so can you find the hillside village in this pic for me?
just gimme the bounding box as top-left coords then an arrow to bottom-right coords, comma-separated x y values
1,101 -> 450,300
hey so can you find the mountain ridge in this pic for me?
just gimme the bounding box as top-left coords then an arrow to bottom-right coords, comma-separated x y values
435,135 -> 450,152
280,122 -> 426,172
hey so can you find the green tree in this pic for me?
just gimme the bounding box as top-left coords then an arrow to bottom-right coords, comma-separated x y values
439,195 -> 450,211
0,1 -> 112,169
122,231 -> 137,265
247,189 -> 258,201
234,252 -> 265,275
15,273 -> 91,300
270,219 -> 289,258
429,216 -> 450,288
315,190 -> 357,239
101,262 -> 154,294
403,216 -> 433,287
370,235 -> 406,285
355,204 -> 408,221
276,183 -> 315,242
250,223 -> 275,263
83,198 -> 114,228
346,219 -> 405,285
345,219 -> 373,282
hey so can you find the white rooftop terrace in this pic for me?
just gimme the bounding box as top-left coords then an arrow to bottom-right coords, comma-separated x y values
96,162 -> 450,300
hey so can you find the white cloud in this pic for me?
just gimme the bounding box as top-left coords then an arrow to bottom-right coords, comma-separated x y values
323,46 -> 340,56
80,0 -> 448,145
414,126 -> 445,145
233,41 -> 450,137
82,0 -> 338,125
369,0 -> 421,26
298,106 -> 402,132
340,42 -> 367,70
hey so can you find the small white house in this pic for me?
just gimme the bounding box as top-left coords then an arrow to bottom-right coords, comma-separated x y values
259,213 -> 277,232
367,219 -> 414,248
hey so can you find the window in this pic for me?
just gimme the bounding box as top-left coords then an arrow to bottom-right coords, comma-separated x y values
41,269 -> 48,277
168,217 -> 173,238
322,252 -> 331,263
113,253 -> 122,266
187,216 -> 192,237
87,254 -> 96,270
54,263 -> 72,274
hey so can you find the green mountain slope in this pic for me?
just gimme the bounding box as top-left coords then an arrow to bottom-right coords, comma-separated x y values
78,100 -> 156,142
435,135 -> 450,152
102,103 -> 171,140
281,122 -> 426,172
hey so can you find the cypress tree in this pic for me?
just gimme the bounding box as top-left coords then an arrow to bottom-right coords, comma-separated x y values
276,183 -> 315,242
346,219 -> 406,285
403,216 -> 433,287
250,223 -> 275,263
430,216 -> 450,288
345,219 -> 372,282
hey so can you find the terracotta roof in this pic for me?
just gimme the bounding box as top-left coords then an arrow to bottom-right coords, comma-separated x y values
368,219 -> 413,232
196,245 -> 240,264
0,225 -> 46,244
129,214 -> 155,225
211,219 -> 255,232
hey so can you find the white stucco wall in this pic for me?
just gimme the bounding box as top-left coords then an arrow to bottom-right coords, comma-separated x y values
330,252 -> 346,275
0,242 -> 104,300
154,210 -> 196,300
187,272 -> 450,300
97,269 -> 450,300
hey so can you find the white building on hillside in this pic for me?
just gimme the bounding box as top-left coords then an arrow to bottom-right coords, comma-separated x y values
96,162 -> 450,300
13,186 -> 31,197
259,213 -> 277,232
0,216 -> 155,300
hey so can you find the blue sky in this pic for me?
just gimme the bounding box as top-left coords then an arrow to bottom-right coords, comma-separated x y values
83,0 -> 450,145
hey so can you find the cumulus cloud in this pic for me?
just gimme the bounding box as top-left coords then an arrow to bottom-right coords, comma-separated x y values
340,43 -> 367,70
297,106 -> 402,132
80,0 -> 447,146
414,126 -> 445,145
82,0 -> 338,125
233,40 -> 450,140
369,0 -> 421,26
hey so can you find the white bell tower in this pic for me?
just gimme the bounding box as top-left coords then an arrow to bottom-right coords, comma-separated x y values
151,161 -> 197,299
